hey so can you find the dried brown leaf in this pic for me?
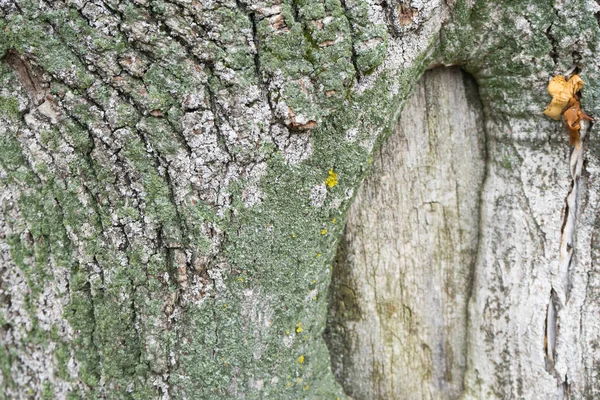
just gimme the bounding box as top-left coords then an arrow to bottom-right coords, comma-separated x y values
543,74 -> 584,120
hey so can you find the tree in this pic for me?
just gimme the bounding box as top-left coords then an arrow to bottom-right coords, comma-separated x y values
1,0 -> 600,398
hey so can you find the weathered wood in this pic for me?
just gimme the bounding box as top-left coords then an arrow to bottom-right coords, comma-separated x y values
326,67 -> 486,400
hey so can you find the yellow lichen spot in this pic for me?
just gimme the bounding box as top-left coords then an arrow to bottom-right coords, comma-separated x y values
286,382 -> 291,388
313,296 -> 318,301
312,279 -> 316,284
286,331 -> 290,335
237,277 -> 244,282
321,229 -> 327,235
296,322 -> 303,333
317,253 -> 322,257
325,168 -> 338,188
223,304 -> 227,308
291,233 -> 296,238
298,355 -> 305,364
304,385 -> 310,391
297,378 -> 303,383
331,218 -> 337,223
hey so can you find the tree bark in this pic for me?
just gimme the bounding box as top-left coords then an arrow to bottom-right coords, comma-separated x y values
2,0 -> 600,399
326,66 -> 486,400
327,1 -> 600,399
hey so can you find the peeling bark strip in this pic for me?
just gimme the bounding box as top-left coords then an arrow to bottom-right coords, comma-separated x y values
326,67 -> 486,400
546,118 -> 592,394
542,72 -> 594,394
558,124 -> 588,303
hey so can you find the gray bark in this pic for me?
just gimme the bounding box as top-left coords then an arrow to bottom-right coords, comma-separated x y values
327,1 -> 600,397
2,0 -> 600,399
326,67 -> 486,400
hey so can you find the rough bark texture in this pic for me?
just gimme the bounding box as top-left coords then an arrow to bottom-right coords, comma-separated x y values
0,0 -> 440,398
325,67 -> 486,400
2,0 -> 600,398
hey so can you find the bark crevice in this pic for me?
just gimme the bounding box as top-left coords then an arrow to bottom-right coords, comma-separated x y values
339,0 -> 362,83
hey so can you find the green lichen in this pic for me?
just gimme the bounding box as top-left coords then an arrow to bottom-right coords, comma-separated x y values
0,95 -> 20,118
6,0 -> 571,397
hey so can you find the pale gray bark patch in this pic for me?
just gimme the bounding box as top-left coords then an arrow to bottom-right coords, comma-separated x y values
325,67 -> 486,400
458,93 -> 600,399
460,116 -> 599,400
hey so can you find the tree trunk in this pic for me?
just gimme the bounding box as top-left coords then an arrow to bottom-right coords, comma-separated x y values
325,66 -> 486,400
2,0 -> 600,399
